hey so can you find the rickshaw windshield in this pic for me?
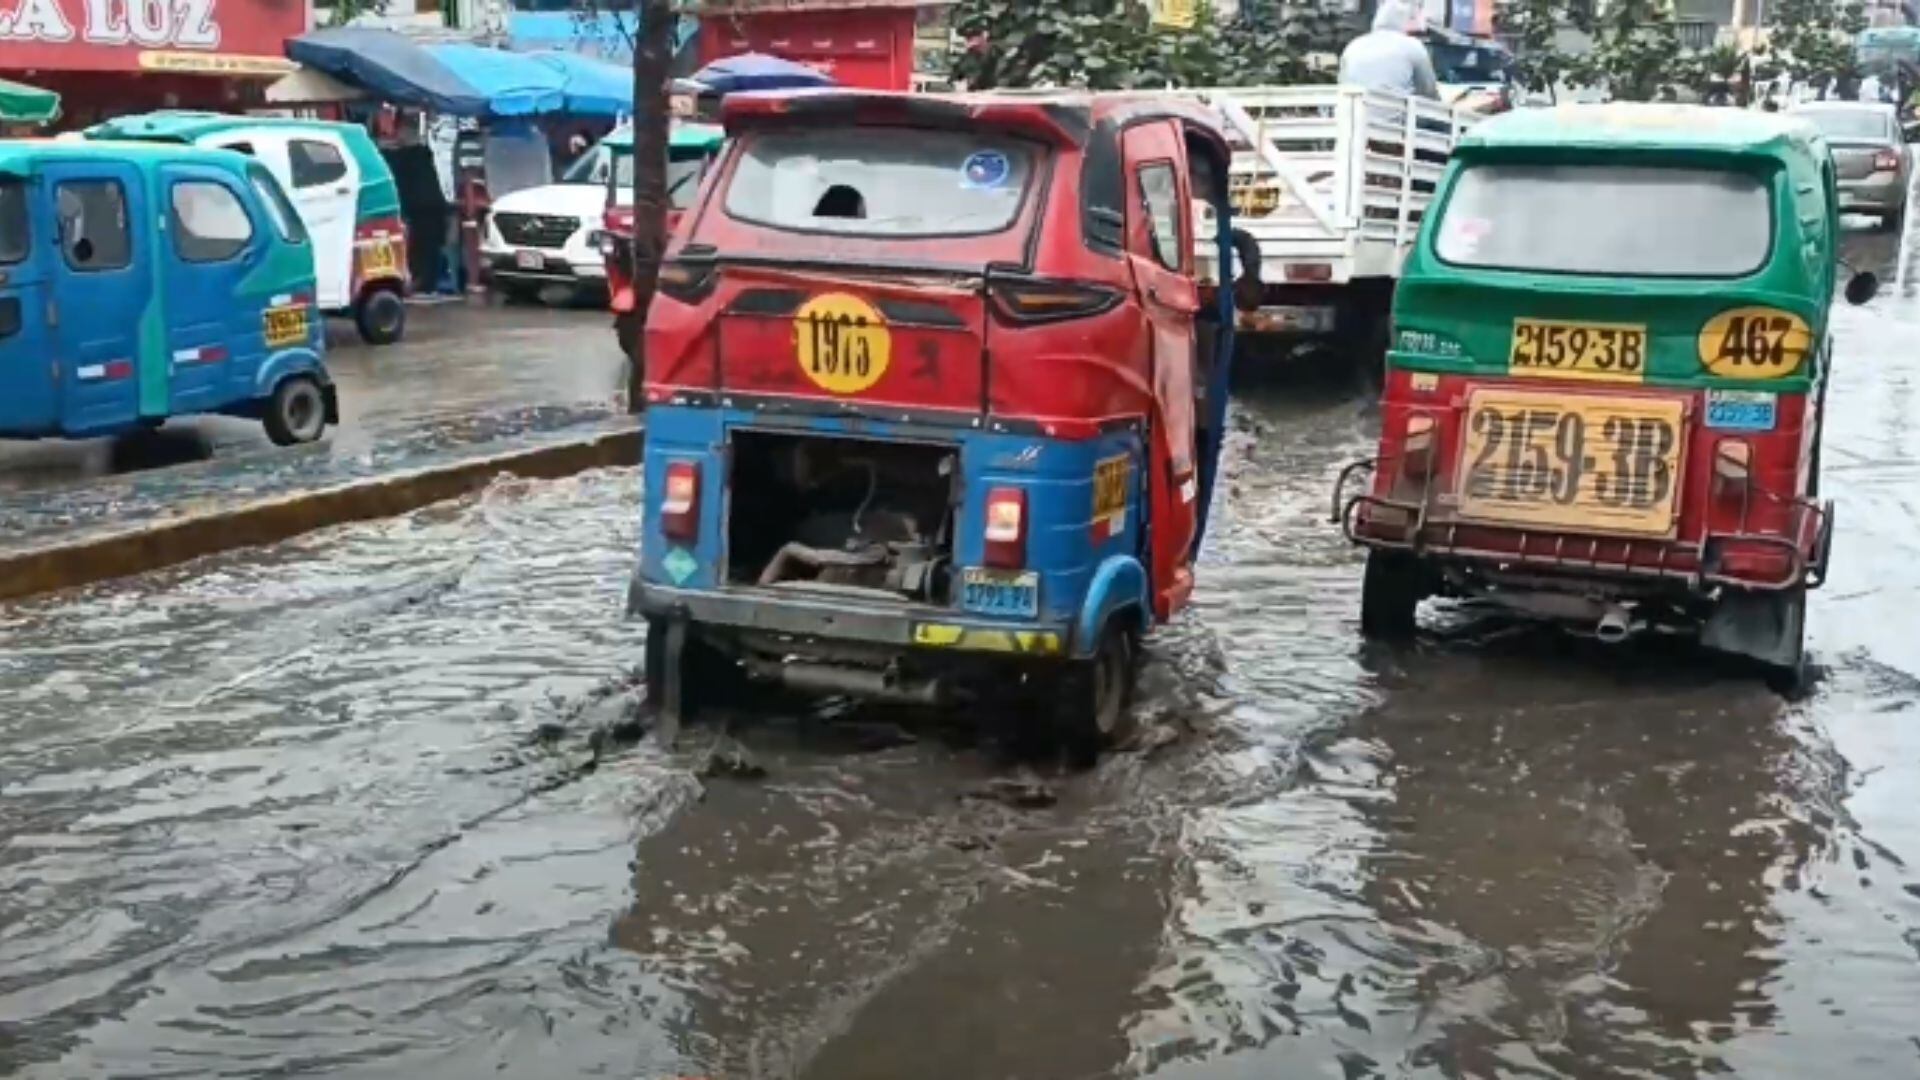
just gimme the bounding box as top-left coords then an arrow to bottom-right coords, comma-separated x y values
610,150 -> 708,210
0,180 -> 25,264
723,128 -> 1035,238
562,145 -> 611,185
1434,162 -> 1774,278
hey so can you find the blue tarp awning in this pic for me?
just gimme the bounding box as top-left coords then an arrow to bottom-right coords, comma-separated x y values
286,28 -> 631,119
529,50 -> 630,116
287,28 -> 495,116
422,42 -> 565,116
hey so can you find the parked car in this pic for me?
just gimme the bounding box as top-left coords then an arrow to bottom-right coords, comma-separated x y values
86,111 -> 411,344
0,140 -> 336,446
480,144 -> 613,303
1789,100 -> 1913,230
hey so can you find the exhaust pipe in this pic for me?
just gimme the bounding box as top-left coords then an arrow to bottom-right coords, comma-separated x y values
1595,604 -> 1634,644
745,657 -> 947,707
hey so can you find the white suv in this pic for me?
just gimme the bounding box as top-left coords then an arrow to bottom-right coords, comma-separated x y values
481,148 -> 610,300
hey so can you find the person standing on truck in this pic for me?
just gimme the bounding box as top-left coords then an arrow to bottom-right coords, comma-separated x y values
1338,0 -> 1441,101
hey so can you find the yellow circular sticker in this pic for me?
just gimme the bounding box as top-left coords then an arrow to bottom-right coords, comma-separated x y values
1698,307 -> 1813,379
795,293 -> 891,394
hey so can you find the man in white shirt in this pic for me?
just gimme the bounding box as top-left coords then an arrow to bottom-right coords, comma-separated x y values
1338,0 -> 1441,100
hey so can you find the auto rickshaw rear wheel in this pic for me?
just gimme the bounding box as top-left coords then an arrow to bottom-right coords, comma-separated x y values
356,287 -> 407,346
644,616 -> 740,737
1057,620 -> 1140,767
1702,587 -> 1808,693
264,375 -> 329,446
1360,549 -> 1424,639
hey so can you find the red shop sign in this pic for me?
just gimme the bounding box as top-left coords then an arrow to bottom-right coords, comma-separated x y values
0,0 -> 307,73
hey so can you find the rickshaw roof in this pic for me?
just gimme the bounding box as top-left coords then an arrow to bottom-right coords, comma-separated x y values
720,88 -> 1230,152
603,121 -> 727,152
83,110 -> 400,219
0,138 -> 255,178
83,110 -> 373,144
1458,104 -> 1822,165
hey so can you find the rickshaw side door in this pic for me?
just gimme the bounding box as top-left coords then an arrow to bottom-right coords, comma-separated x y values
0,174 -> 55,435
43,159 -> 154,434
1121,120 -> 1202,617
227,130 -> 356,312
158,163 -> 266,415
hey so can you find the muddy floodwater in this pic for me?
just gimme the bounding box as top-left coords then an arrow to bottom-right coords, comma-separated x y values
6,267 -> 1920,1077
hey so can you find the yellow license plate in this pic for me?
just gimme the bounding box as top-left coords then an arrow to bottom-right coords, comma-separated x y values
1457,388 -> 1687,537
360,240 -> 398,277
263,306 -> 309,348
1231,186 -> 1279,216
1509,318 -> 1648,382
1093,454 -> 1130,523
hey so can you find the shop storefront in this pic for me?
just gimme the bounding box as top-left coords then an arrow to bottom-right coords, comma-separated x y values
0,0 -> 307,128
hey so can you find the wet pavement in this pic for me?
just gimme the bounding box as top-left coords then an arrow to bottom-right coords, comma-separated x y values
4,232 -> 1920,1079
0,301 -> 628,555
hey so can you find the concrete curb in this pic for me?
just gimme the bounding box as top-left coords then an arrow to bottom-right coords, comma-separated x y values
0,426 -> 642,605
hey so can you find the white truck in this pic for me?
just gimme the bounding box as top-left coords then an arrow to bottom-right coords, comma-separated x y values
1191,85 -> 1470,375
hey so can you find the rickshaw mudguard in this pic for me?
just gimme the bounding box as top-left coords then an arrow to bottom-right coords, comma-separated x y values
255,348 -> 332,401
1075,556 -> 1151,659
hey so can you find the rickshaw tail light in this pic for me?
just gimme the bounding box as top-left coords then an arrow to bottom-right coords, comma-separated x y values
662,461 -> 701,540
990,281 -> 1122,325
1875,149 -> 1902,172
1402,415 -> 1437,478
1284,263 -> 1333,283
1713,439 -> 1752,491
984,487 -> 1027,568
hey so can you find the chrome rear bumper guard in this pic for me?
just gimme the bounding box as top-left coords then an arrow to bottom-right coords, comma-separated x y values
1330,457 -> 1833,593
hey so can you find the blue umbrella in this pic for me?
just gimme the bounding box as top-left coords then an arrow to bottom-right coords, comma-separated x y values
687,52 -> 836,95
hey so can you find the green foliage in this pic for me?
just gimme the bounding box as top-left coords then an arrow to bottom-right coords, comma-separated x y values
324,0 -> 388,29
948,0 -> 1347,90
1758,0 -> 1867,84
1497,0 -> 1727,102
1493,0 -> 1571,100
1570,0 -> 1686,102
1496,0 -> 1867,104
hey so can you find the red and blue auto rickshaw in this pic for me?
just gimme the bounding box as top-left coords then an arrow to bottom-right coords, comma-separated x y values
627,90 -> 1254,755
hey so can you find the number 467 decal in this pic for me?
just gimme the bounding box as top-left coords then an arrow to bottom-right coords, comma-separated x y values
1698,307 -> 1812,379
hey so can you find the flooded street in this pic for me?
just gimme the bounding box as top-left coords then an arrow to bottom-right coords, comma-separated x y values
5,239 -> 1920,1077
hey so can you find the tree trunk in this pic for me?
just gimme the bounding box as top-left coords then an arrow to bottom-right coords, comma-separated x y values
627,0 -> 674,414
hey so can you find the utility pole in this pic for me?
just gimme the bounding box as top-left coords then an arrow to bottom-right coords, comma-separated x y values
628,0 -> 675,414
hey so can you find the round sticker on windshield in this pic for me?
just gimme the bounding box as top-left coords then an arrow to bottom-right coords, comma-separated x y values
961,150 -> 1012,189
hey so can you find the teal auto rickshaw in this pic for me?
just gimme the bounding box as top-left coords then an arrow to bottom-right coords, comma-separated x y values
0,141 -> 336,445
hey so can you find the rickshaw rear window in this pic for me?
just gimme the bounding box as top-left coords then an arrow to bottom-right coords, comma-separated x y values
0,180 -> 25,264
724,129 -> 1033,237
1435,163 -> 1773,277
1796,107 -> 1896,141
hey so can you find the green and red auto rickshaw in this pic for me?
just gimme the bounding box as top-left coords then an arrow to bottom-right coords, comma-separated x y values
1335,103 -> 1877,684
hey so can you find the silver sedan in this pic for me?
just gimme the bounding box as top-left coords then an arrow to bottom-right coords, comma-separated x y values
1791,101 -> 1913,231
